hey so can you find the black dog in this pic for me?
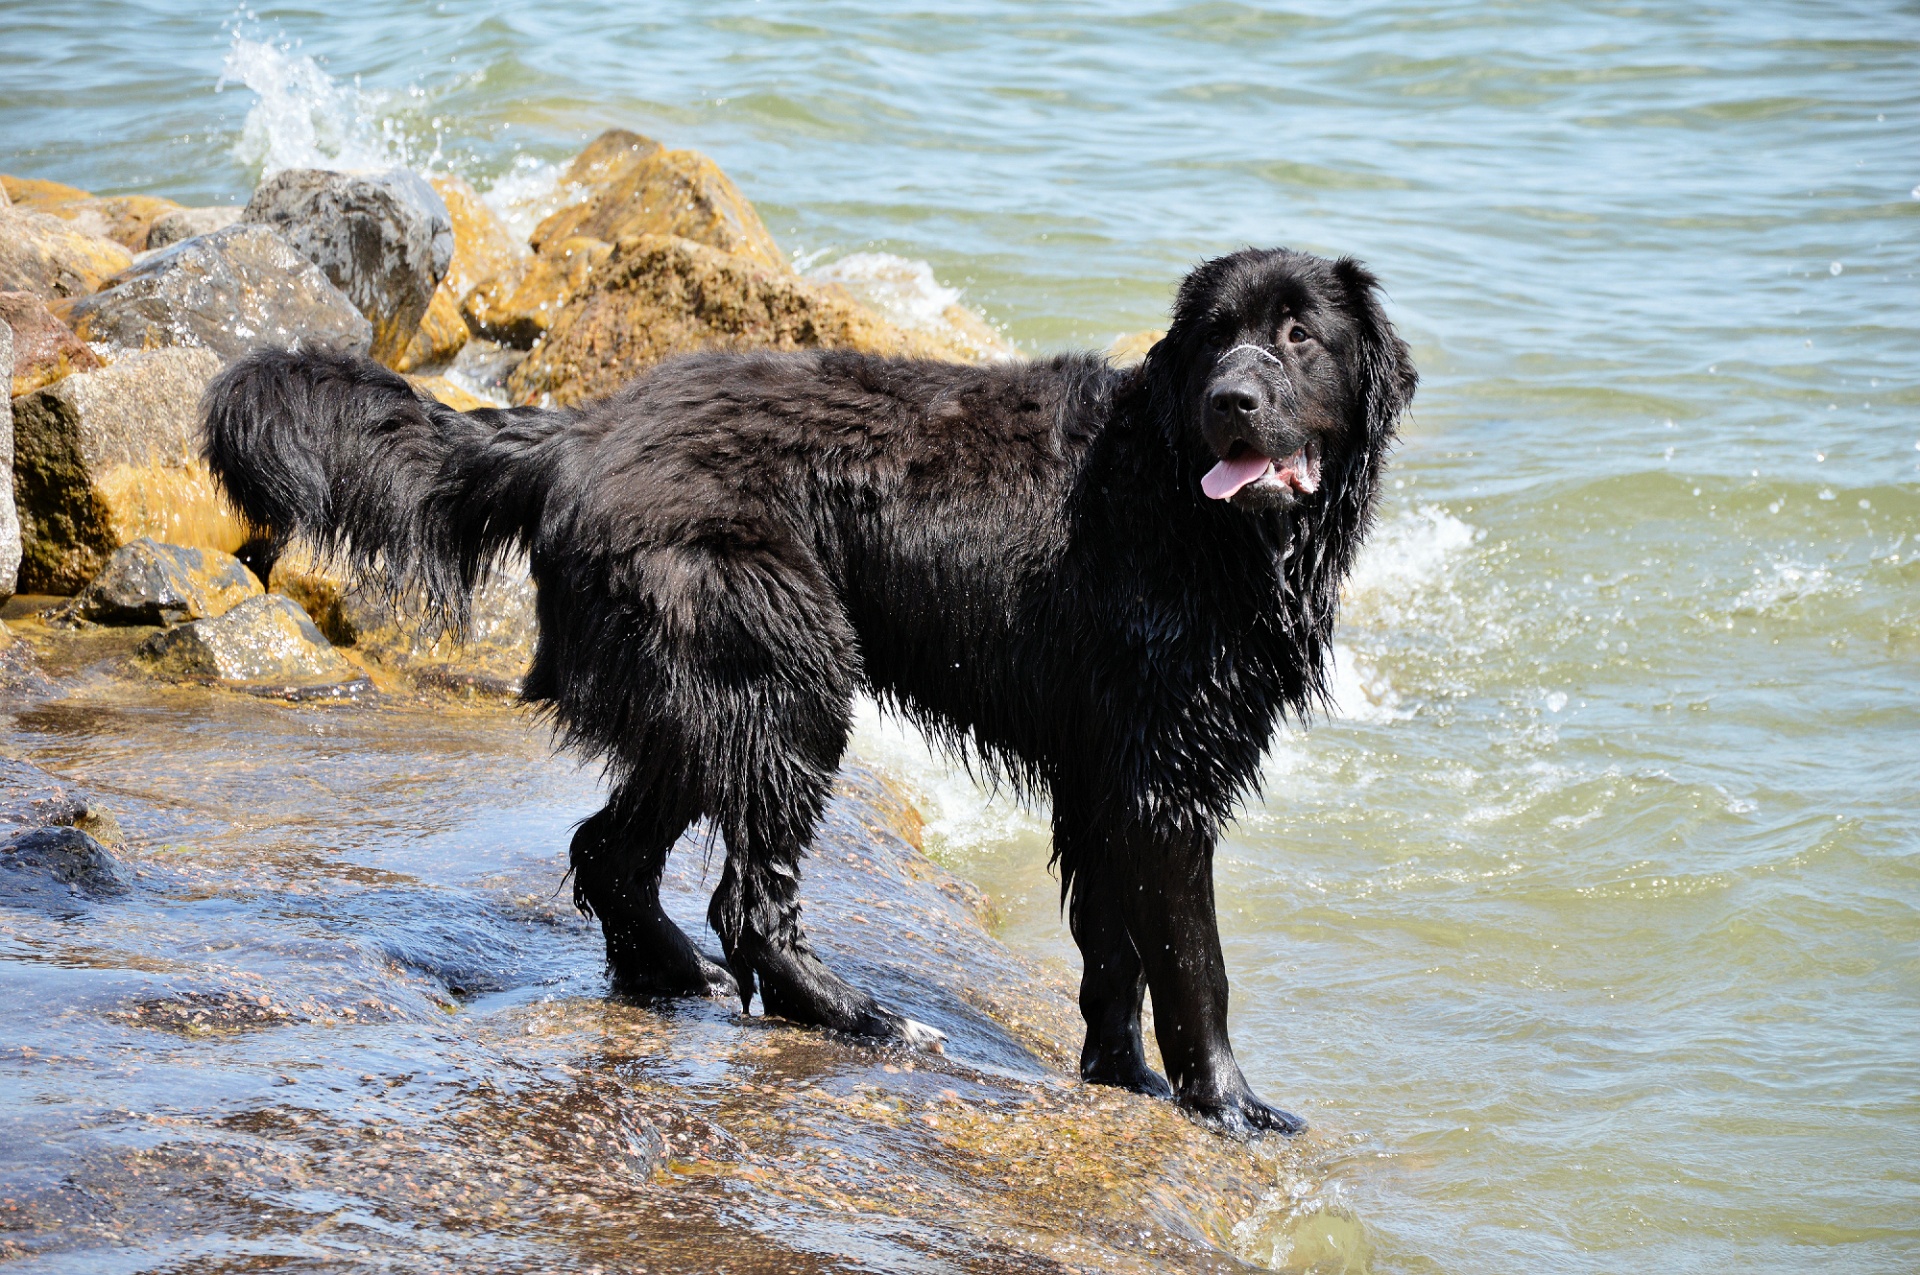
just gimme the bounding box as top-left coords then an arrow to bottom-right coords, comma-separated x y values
202,247 -> 1414,1135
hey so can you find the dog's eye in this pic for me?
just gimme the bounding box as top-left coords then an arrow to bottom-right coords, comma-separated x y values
1206,328 -> 1230,350
1286,324 -> 1314,345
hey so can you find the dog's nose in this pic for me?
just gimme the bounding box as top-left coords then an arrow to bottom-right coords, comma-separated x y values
1208,383 -> 1260,420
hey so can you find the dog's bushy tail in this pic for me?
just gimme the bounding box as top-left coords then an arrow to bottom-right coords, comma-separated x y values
201,346 -> 571,626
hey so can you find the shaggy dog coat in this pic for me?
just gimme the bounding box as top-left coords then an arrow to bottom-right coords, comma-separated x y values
203,247 -> 1415,1134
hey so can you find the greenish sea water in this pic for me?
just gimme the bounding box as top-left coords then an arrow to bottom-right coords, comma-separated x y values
3,3 -> 1917,1270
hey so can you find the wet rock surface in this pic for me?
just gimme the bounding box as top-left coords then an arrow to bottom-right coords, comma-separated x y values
74,537 -> 263,626
0,617 -> 1321,1273
0,321 -> 17,602
64,222 -> 373,361
462,234 -> 614,349
143,203 -> 243,250
139,592 -> 368,698
272,550 -> 536,695
1,289 -> 105,397
242,167 -> 454,365
390,173 -> 523,373
0,825 -> 129,914
9,347 -> 244,593
531,142 -> 787,271
0,205 -> 134,300
509,234 -> 954,406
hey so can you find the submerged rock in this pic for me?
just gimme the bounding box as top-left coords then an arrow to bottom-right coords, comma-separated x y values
0,826 -> 130,913
242,168 -> 453,366
0,205 -> 134,299
143,204 -> 243,250
1,289 -> 105,397
9,348 -> 247,593
65,223 -> 372,360
530,142 -> 786,272
508,234 -> 955,405
75,538 -> 263,626
461,235 -> 613,349
139,593 -> 367,698
0,321 -> 18,602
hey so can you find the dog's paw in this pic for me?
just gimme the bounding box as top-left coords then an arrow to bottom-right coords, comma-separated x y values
1185,1090 -> 1307,1139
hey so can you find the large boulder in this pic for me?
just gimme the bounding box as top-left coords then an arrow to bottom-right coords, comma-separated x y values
242,168 -> 453,366
9,348 -> 246,594
272,551 -> 536,695
507,234 -> 953,405
74,538 -> 263,626
0,205 -> 134,299
1,290 -> 104,396
529,141 -> 786,272
64,223 -> 372,360
140,593 -> 368,698
0,321 -> 17,602
145,205 -> 243,251
460,235 -> 613,349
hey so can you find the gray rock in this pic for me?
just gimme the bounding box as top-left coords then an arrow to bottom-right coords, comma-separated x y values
9,348 -> 247,594
0,826 -> 130,914
243,168 -> 453,365
140,593 -> 369,699
145,205 -> 243,250
0,320 -> 19,602
64,223 -> 372,361
76,537 -> 263,626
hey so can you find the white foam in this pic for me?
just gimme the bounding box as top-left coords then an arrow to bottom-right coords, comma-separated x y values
481,153 -> 568,246
1328,642 -> 1403,722
219,37 -> 420,177
847,698 -> 1049,863
807,252 -> 962,332
1342,503 -> 1479,624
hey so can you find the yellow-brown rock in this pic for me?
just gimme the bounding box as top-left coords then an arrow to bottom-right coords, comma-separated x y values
1,177 -> 183,252
404,374 -> 492,412
1103,329 -> 1164,368
0,176 -> 91,207
507,234 -> 963,406
0,207 -> 134,300
461,236 -> 612,348
9,348 -> 247,594
391,285 -> 470,372
559,128 -> 663,188
530,147 -> 785,272
0,291 -> 105,397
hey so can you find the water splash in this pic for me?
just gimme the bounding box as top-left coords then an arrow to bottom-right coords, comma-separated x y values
218,36 -> 424,176
808,252 -> 963,332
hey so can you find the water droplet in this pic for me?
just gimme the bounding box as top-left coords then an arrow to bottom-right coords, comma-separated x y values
1830,261 -> 1843,275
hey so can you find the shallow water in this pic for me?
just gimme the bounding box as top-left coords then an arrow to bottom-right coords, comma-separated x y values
4,2 -> 1919,1270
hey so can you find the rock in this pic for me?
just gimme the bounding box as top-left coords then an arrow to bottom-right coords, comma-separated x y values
559,127 -> 664,189
530,144 -> 785,272
405,374 -> 493,412
390,174 -> 523,372
0,754 -> 119,843
0,175 -> 89,208
16,194 -> 182,253
0,205 -> 135,299
0,320 -> 17,602
75,537 -> 263,626
508,234 -> 954,406
10,348 -> 246,594
272,550 -> 535,695
1103,329 -> 1163,368
1,290 -> 105,396
461,235 -> 613,349
64,223 -> 372,361
0,825 -> 130,913
242,168 -> 454,366
145,205 -> 243,250
140,593 -> 368,698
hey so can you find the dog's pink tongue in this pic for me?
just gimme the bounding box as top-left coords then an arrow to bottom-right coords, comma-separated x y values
1201,453 -> 1273,500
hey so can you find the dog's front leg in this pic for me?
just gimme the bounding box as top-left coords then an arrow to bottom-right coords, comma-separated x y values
1120,827 -> 1306,1137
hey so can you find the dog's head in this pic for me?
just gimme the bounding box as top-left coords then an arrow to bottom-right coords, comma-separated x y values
1151,249 -> 1416,514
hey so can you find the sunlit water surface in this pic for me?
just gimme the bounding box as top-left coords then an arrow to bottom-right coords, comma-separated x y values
4,2 -> 1918,1270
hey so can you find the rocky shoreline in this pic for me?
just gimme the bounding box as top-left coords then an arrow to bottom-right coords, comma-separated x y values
0,137 -> 1301,1271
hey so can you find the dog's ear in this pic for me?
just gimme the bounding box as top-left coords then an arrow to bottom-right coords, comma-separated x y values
1334,257 -> 1417,440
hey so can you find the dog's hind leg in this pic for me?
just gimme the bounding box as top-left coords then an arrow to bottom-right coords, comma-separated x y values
571,791 -> 736,1000
1065,860 -> 1173,1099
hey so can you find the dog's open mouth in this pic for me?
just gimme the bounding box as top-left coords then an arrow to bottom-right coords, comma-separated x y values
1201,439 -> 1321,501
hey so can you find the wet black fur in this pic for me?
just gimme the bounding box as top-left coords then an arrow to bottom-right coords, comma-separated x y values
202,247 -> 1415,1134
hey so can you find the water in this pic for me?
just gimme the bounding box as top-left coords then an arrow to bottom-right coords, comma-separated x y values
4,2 -> 1918,1269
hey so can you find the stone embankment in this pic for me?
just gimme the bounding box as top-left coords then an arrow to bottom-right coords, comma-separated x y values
3,128 -> 1017,690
